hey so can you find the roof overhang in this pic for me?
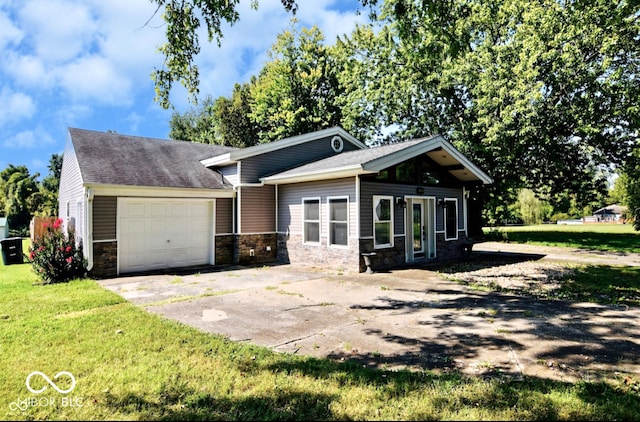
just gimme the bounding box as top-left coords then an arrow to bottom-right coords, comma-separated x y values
200,127 -> 367,167
363,135 -> 493,184
262,165 -> 377,185
85,183 -> 236,198
262,135 -> 493,185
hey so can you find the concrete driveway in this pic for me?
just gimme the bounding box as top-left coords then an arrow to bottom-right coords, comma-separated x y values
97,243 -> 640,383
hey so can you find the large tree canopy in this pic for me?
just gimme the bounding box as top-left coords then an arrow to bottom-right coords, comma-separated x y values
342,0 -> 639,223
154,0 -> 639,226
170,22 -> 360,146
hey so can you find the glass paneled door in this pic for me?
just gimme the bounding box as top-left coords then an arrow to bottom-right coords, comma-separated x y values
407,197 -> 436,262
413,202 -> 425,258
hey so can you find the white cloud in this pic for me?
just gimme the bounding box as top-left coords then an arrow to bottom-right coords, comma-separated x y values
0,86 -> 36,124
18,0 -> 97,63
2,125 -> 54,149
0,9 -> 23,49
57,55 -> 133,105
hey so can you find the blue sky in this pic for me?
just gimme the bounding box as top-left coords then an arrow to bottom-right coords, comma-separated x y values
0,0 -> 367,179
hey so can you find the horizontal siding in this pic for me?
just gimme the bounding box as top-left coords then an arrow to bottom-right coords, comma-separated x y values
240,185 -> 275,233
240,136 -> 361,183
58,137 -> 85,242
219,164 -> 239,187
359,181 -> 463,237
277,178 -> 357,239
216,198 -> 233,234
93,196 -> 117,240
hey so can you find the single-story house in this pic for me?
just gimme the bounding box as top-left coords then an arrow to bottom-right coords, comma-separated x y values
594,204 -> 627,222
58,126 -> 492,278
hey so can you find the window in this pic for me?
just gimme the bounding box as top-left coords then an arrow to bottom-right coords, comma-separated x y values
303,198 -> 320,244
444,198 -> 458,240
329,197 -> 348,246
373,195 -> 393,248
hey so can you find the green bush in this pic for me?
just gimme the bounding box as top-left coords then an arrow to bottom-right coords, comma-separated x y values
28,218 -> 87,284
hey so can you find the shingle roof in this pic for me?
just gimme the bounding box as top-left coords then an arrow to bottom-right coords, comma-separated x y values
264,138 -> 427,178
261,134 -> 493,185
69,128 -> 234,190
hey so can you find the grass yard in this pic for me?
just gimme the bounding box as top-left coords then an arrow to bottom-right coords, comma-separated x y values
483,223 -> 640,253
1,235 -> 640,420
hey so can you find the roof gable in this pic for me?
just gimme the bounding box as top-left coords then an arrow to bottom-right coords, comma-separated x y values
200,126 -> 367,167
261,135 -> 493,185
68,128 -> 234,190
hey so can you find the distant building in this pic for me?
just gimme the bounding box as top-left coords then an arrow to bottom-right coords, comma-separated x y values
593,204 -> 627,222
0,217 -> 8,238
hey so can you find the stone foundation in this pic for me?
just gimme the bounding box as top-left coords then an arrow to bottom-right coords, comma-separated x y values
358,238 -> 406,272
436,233 -> 473,262
214,235 -> 234,265
90,241 -> 117,278
278,233 -> 360,273
236,233 -> 278,265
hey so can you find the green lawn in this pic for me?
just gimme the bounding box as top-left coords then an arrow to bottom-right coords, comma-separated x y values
483,223 -> 640,253
2,253 -> 640,420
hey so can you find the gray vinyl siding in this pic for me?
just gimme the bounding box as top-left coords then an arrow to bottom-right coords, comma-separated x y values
359,181 -> 463,237
216,198 -> 233,234
219,164 -> 239,187
240,136 -> 361,183
58,137 -> 85,242
93,196 -> 117,240
240,185 -> 275,233
277,178 -> 357,238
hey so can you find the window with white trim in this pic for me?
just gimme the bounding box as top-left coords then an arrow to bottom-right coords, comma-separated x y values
303,198 -> 320,244
328,197 -> 348,246
373,195 -> 393,248
444,198 -> 458,240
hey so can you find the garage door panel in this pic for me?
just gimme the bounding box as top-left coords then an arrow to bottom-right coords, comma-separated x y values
119,199 -> 213,274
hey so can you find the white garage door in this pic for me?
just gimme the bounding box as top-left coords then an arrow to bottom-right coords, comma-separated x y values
119,198 -> 214,274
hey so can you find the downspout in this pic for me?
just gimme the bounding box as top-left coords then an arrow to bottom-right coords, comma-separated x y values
85,187 -> 94,271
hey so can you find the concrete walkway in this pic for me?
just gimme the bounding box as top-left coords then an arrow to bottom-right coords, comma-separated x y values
98,244 -> 640,384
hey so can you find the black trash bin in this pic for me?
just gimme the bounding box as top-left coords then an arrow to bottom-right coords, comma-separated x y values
1,237 -> 24,265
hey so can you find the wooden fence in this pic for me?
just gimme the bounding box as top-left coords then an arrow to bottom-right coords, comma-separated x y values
30,216 -> 58,242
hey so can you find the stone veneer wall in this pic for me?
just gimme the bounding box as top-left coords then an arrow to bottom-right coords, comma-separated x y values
236,233 -> 278,265
278,233 -> 360,273
435,233 -> 472,262
90,241 -> 117,278
214,234 -> 235,265
358,237 -> 406,272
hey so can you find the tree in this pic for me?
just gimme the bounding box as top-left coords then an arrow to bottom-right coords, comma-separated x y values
0,165 -> 41,234
169,95 -> 217,143
37,154 -> 63,217
249,22 -> 344,142
212,81 -> 262,147
340,0 -> 639,224
169,21 -> 356,146
150,0 -> 299,109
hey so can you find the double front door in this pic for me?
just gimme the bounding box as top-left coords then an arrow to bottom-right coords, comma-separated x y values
406,197 -> 436,262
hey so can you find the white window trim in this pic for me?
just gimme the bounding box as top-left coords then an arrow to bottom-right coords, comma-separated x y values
302,197 -> 321,245
327,196 -> 349,248
444,197 -> 459,241
373,195 -> 394,249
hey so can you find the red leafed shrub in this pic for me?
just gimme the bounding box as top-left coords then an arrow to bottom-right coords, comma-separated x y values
28,218 -> 87,284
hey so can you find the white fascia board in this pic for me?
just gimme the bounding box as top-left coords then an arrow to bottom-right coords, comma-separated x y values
200,153 -> 234,167
200,127 -> 367,168
261,165 -> 373,185
441,142 -> 494,184
86,183 -> 236,198
363,135 -> 443,172
363,135 -> 493,185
